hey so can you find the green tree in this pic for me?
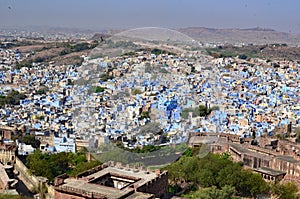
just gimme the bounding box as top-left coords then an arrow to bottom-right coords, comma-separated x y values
140,111 -> 150,120
0,95 -> 7,106
165,150 -> 269,198
132,88 -> 143,95
184,148 -> 192,157
26,150 -> 94,182
36,87 -> 49,95
181,105 -> 218,119
6,90 -> 26,105
26,150 -> 53,179
19,135 -> 41,148
216,162 -> 243,188
100,73 -> 114,82
198,105 -> 209,116
185,185 -> 235,199
271,182 -> 298,199
89,86 -> 105,93
238,170 -> 269,197
69,160 -> 101,176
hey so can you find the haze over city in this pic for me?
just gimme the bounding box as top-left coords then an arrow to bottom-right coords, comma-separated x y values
1,0 -> 300,33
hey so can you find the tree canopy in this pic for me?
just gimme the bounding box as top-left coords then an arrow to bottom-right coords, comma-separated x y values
0,90 -> 27,106
26,150 -> 101,182
181,105 -> 219,119
89,86 -> 105,93
184,185 -> 236,199
19,134 -> 41,148
271,182 -> 298,199
166,148 -> 269,198
166,148 -> 298,198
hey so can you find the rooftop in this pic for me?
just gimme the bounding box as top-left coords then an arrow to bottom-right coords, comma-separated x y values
58,178 -> 133,199
229,143 -> 273,160
276,155 -> 300,164
254,167 -> 286,176
55,162 -> 167,199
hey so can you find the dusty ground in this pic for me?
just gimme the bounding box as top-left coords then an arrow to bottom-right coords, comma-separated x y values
11,40 -> 94,66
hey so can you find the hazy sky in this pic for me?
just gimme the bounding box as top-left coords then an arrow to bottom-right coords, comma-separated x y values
1,0 -> 300,33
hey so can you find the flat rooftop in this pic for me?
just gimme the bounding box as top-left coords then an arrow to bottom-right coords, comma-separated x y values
254,167 -> 286,176
60,178 -> 133,198
276,155 -> 300,164
229,143 -> 273,160
57,164 -> 166,199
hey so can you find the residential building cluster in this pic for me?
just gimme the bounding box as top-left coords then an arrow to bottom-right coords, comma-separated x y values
213,57 -> 300,137
0,44 -> 299,156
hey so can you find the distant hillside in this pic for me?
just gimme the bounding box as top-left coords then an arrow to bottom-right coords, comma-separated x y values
4,26 -> 299,46
178,27 -> 300,46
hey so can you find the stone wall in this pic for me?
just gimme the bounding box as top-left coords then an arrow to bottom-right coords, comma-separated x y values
14,156 -> 40,192
136,171 -> 168,198
54,186 -> 109,199
54,191 -> 86,199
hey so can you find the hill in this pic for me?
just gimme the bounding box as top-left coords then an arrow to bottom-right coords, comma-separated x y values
178,27 -> 300,46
